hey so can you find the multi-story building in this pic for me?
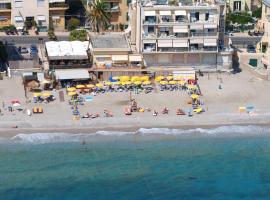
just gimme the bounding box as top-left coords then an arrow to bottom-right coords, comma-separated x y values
87,0 -> 129,31
0,0 -> 68,31
227,0 -> 261,12
0,0 -> 12,27
129,0 -> 232,71
258,0 -> 270,69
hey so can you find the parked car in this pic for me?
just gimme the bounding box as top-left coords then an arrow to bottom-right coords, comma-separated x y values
247,45 -> 256,53
30,45 -> 38,54
19,47 -> 29,54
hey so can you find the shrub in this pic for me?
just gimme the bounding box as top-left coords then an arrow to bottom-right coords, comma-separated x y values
67,18 -> 80,31
69,29 -> 87,41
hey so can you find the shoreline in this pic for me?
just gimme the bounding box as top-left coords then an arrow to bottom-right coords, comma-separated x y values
1,120 -> 270,139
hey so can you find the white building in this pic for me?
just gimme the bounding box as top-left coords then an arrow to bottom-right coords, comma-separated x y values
128,0 -> 232,71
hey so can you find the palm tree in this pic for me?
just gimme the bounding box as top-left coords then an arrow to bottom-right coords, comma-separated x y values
86,0 -> 111,32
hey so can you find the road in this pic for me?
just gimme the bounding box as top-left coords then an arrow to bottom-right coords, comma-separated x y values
0,35 -> 69,45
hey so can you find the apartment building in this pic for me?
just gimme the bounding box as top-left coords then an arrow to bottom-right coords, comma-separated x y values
87,0 -> 129,31
0,0 -> 12,27
129,0 -> 232,71
227,0 -> 261,12
0,0 -> 67,30
258,0 -> 270,69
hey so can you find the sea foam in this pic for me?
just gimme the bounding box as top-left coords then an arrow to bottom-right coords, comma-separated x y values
8,125 -> 270,143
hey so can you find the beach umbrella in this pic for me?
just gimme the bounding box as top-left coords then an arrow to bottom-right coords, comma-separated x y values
159,80 -> 168,85
105,81 -> 113,86
166,75 -> 173,81
140,76 -> 150,81
143,80 -> 151,85
119,76 -> 130,82
134,81 -> 142,85
178,80 -> 186,85
95,83 -> 103,88
155,76 -> 164,82
33,92 -> 42,97
190,94 -> 199,99
43,91 -> 51,97
86,84 -> 95,88
76,85 -> 85,89
188,75 -> 195,80
131,76 -> 140,82
187,85 -> 197,90
67,87 -> 76,92
169,80 -> 176,85
68,91 -> 77,96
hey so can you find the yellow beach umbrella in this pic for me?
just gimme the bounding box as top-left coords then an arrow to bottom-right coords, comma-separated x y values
67,87 -> 76,92
43,91 -> 51,97
190,94 -> 199,99
169,80 -> 176,85
68,91 -> 77,96
76,84 -> 85,89
119,76 -> 130,82
178,80 -> 186,85
160,80 -> 168,85
134,81 -> 142,85
187,85 -> 197,90
166,75 -> 173,81
33,92 -> 42,97
86,84 -> 95,88
140,76 -> 150,82
155,76 -> 164,82
95,83 -> 103,88
105,82 -> 112,86
131,76 -> 140,82
143,80 -> 151,85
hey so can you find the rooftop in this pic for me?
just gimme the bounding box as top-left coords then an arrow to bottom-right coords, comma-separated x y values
90,33 -> 130,50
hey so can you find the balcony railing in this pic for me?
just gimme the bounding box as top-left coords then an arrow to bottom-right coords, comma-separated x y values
143,47 -> 218,53
0,3 -> 11,10
190,32 -> 218,37
49,2 -> 69,8
105,5 -> 120,12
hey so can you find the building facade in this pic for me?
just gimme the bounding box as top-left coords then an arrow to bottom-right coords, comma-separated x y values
0,0 -> 12,27
227,0 -> 261,12
0,0 -> 67,30
258,0 -> 270,69
87,0 -> 129,31
129,0 -> 232,71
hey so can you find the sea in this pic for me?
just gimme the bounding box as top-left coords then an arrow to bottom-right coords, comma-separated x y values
1,125 -> 270,200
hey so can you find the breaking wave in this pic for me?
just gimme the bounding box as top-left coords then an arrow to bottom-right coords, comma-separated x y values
7,125 -> 270,144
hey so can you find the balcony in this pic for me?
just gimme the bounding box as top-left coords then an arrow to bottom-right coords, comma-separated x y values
49,2 -> 69,10
0,3 -> 11,12
190,32 -> 218,37
105,5 -> 120,12
143,16 -> 157,24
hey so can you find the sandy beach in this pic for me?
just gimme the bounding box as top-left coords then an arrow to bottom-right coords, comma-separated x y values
0,69 -> 270,138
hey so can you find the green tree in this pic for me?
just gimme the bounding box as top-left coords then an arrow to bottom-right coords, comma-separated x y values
67,18 -> 80,31
86,0 -> 110,32
69,29 -> 88,41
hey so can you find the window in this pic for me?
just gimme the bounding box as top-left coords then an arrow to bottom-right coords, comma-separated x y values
233,1 -> 241,11
126,12 -> 129,21
14,16 -> 23,23
37,0 -> 45,7
205,13 -> 209,21
14,0 -> 23,8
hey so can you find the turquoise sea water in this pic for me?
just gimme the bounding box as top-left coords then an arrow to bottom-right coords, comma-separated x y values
1,126 -> 270,200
